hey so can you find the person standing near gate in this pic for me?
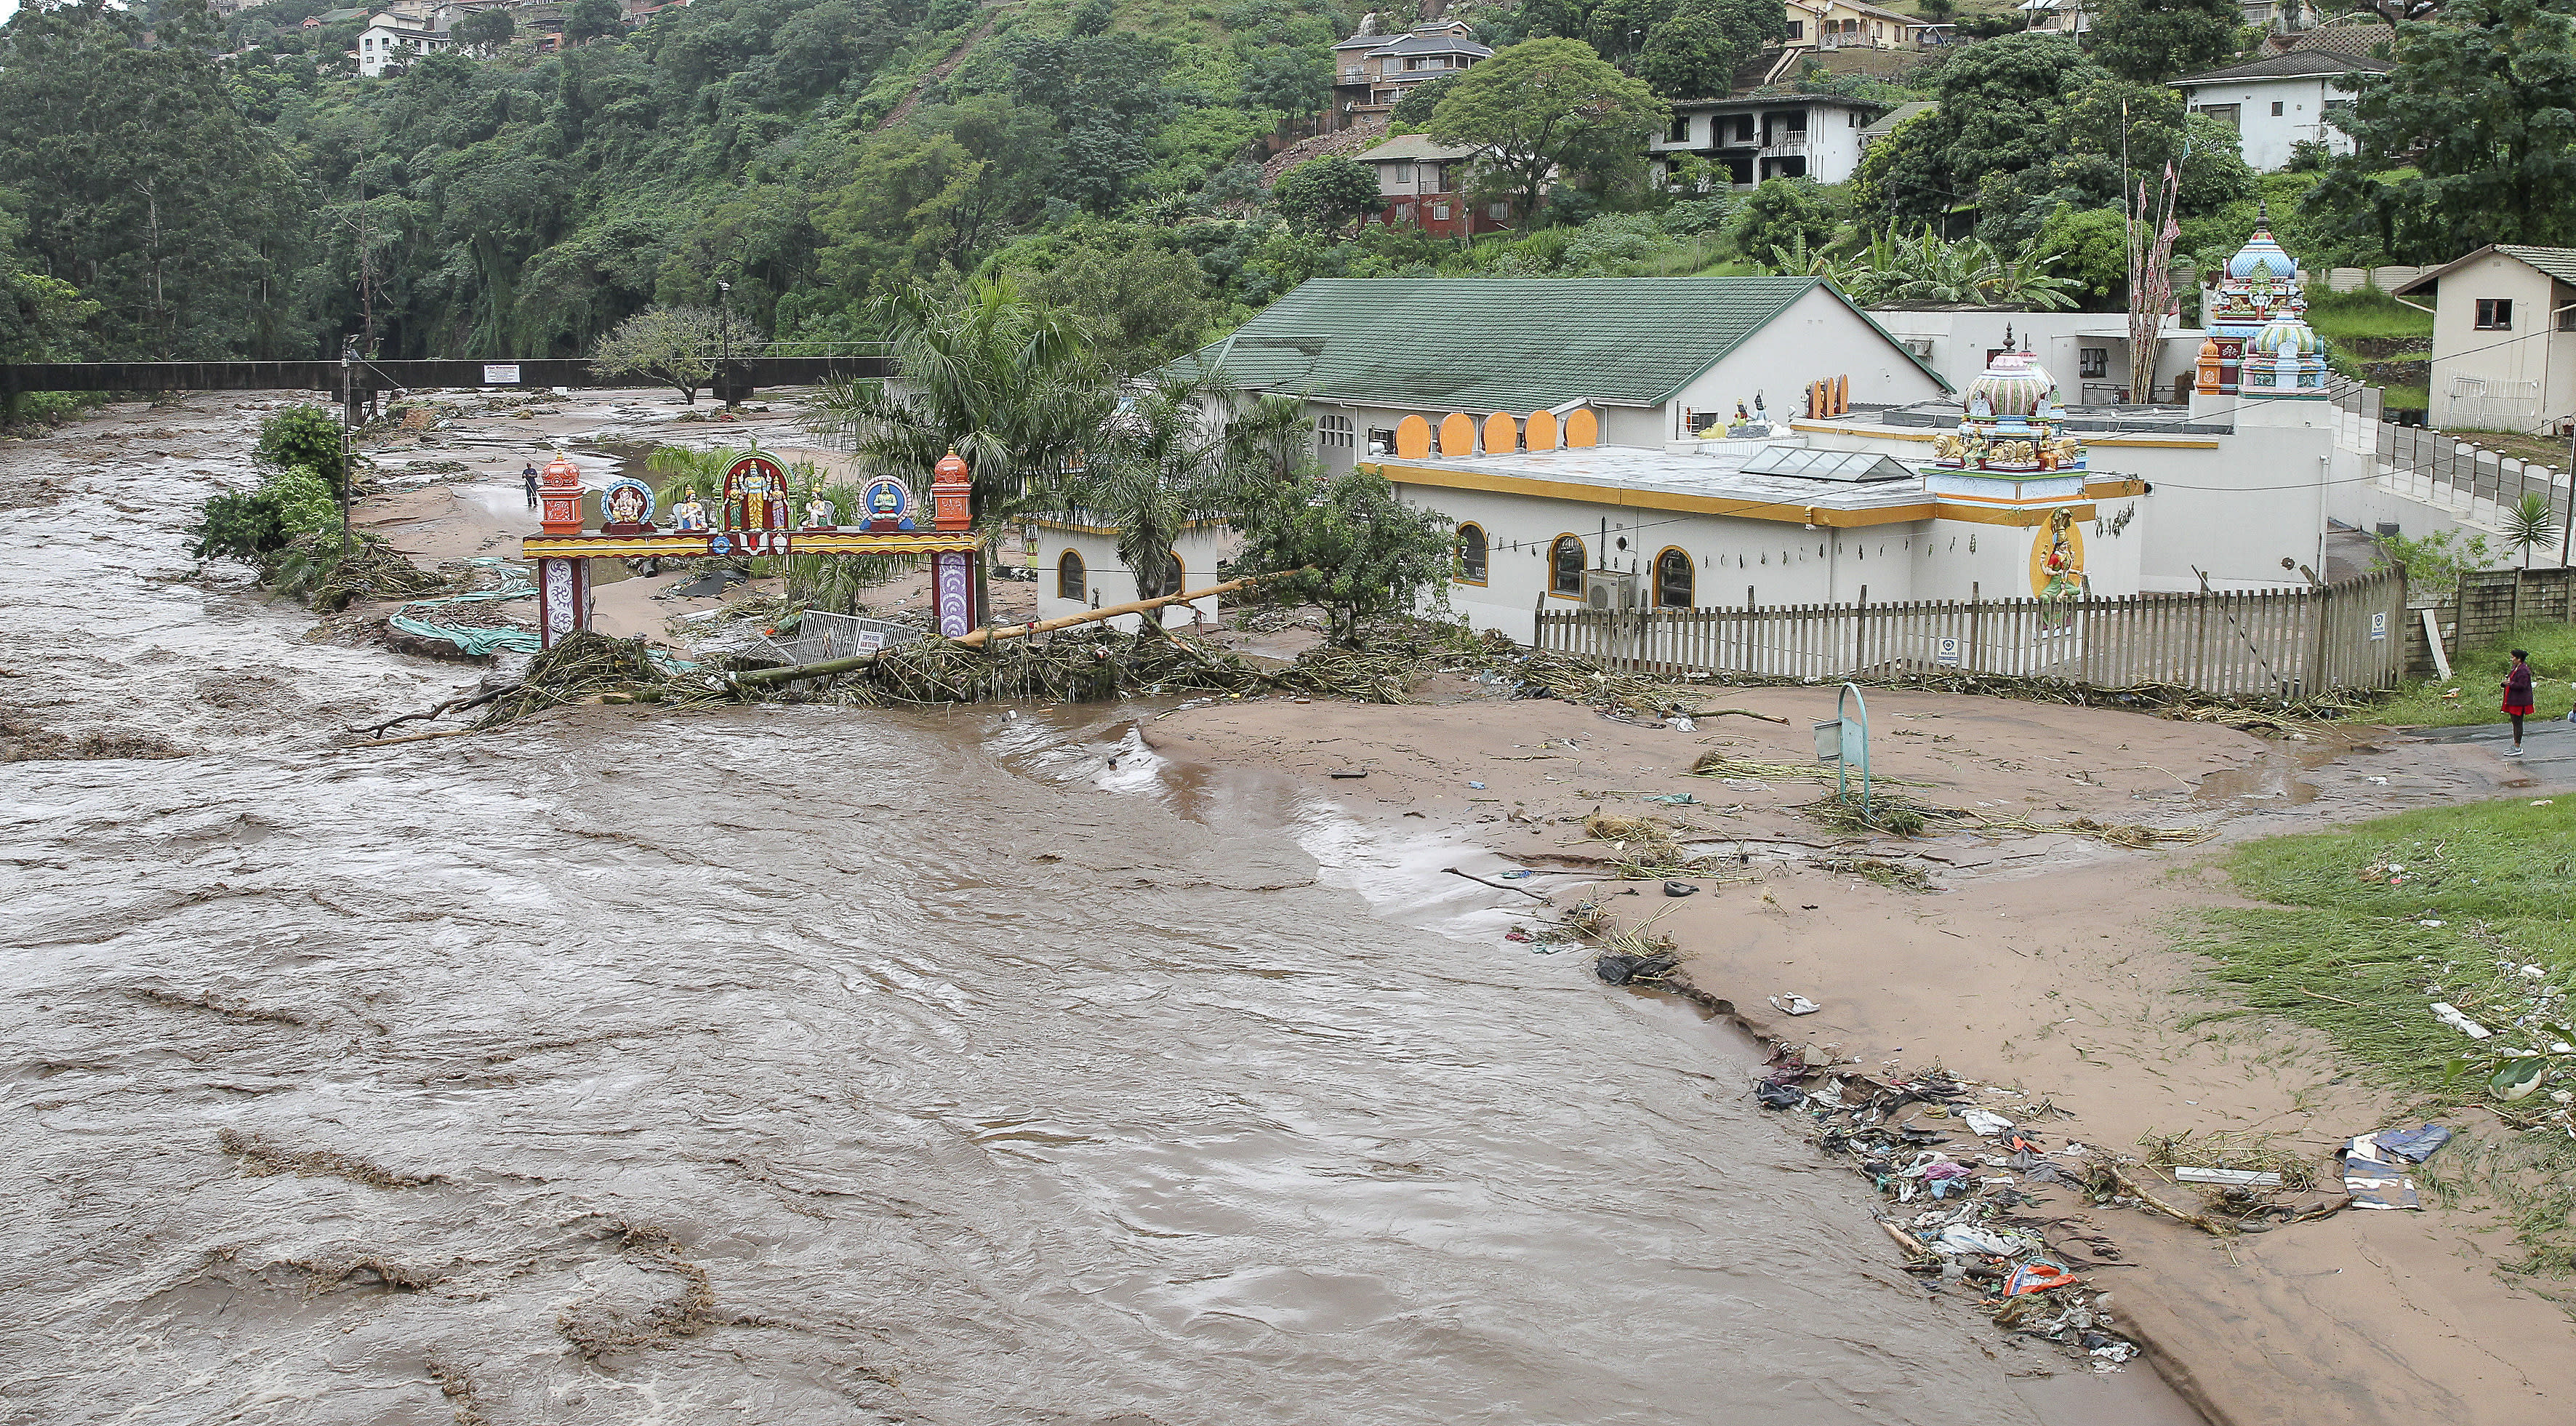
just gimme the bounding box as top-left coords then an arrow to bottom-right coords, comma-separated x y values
522,462 -> 541,509
2501,649 -> 2535,757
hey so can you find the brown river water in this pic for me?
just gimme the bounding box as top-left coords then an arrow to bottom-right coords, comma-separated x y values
2,398 -> 2154,1425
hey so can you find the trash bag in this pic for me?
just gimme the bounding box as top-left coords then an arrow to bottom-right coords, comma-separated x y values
1754,1081 -> 1807,1110
1594,953 -> 1679,985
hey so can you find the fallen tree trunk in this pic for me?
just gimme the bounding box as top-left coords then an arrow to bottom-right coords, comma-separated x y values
731,570 -> 1293,688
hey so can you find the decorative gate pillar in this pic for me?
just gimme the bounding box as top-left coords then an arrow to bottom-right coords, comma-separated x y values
538,453 -> 586,536
930,450 -> 976,636
537,556 -> 590,649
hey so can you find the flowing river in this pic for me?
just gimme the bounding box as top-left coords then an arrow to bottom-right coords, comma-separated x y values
1,396 -> 2176,1425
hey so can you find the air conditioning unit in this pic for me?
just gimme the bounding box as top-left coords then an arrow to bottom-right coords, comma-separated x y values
1584,571 -> 1640,610
1900,337 -> 1934,359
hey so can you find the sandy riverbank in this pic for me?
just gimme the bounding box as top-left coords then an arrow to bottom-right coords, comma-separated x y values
1141,684 -> 2576,1426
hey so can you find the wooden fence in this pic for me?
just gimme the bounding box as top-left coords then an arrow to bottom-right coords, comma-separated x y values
1536,569 -> 2410,699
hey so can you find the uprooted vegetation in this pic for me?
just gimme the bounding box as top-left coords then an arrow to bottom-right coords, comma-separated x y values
555,1221 -> 720,1361
217,1127 -> 440,1190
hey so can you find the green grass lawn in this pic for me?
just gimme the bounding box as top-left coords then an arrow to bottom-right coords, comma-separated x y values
2371,622 -> 2576,726
2306,287 -> 2436,343
2192,799 -> 2576,1271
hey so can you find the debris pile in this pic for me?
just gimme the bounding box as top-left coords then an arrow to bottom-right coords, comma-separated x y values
1755,1052 -> 2150,1370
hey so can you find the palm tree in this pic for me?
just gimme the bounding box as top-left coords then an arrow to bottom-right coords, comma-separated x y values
2503,491 -> 2556,569
807,276 -> 1110,525
1056,372 -> 1309,606
1825,227 -> 2079,311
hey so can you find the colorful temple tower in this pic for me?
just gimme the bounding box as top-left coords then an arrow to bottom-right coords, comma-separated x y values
2188,206 -> 2331,422
2193,205 -> 2316,416
1924,349 -> 2088,481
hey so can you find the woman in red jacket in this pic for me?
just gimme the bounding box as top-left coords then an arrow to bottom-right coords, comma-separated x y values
2501,649 -> 2535,758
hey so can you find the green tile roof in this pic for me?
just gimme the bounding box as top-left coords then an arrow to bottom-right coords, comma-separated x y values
1174,276 -> 1945,411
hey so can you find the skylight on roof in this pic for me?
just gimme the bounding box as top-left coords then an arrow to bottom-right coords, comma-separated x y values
1738,446 -> 1917,483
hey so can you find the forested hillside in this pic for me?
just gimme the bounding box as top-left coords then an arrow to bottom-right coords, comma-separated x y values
0,0 -> 2550,385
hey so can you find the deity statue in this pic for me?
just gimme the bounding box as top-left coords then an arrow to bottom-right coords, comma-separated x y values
726,459 -> 787,532
801,493 -> 838,530
670,488 -> 709,532
2037,506 -> 2085,613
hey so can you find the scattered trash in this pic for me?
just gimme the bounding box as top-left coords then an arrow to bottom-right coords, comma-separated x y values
1754,1081 -> 1807,1110
1961,1108 -> 2016,1137
2431,1001 -> 2492,1039
2002,1259 -> 2076,1294
1768,993 -> 1821,1016
1468,780 -> 1486,789
1594,952 -> 1679,986
2342,1126 -> 2450,1210
1663,880 -> 1699,897
1328,769 -> 1367,779
2366,775 -> 2389,785
1640,792 -> 1698,806
1496,868 -> 1535,880
1937,1224 -> 2030,1257
1669,715 -> 1696,731
2173,1167 -> 2284,1187
2418,918 -> 2447,927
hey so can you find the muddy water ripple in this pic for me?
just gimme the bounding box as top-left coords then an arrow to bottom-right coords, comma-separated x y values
1,399 -> 2051,1425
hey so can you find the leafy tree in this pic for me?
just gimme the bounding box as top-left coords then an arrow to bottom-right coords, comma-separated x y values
1000,28 -> 1181,214
2034,202 -> 2132,307
1241,43 -> 1331,124
190,465 -> 340,563
1272,156 -> 1384,236
591,305 -> 742,402
1235,463 -> 1454,645
2090,0 -> 2242,84
1427,38 -> 1667,217
1387,71 -> 1461,127
566,0 -> 625,44
1637,11 -> 1741,100
1012,239 -> 1219,372
0,195 -> 97,366
452,8 -> 516,51
2307,0 -> 2576,261
255,404 -> 351,495
0,0 -> 308,360
1733,179 -> 1837,265
808,276 -> 1108,521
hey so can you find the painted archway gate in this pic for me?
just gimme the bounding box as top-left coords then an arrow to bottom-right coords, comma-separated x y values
522,448 -> 986,649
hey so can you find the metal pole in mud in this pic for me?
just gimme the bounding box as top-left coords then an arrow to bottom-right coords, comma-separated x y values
338,337 -> 356,562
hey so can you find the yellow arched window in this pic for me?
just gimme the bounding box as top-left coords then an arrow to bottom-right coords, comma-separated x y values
1057,548 -> 1086,600
1456,523 -> 1488,584
1549,534 -> 1586,596
1655,546 -> 1694,608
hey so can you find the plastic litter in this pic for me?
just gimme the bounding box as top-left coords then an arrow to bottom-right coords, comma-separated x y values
1594,952 -> 1678,985
1960,1108 -> 2015,1137
2430,1002 -> 2492,1039
1640,792 -> 1698,805
2342,1126 -> 2450,1210
2173,1167 -> 2282,1187
1768,993 -> 1820,1016
2370,1125 -> 2453,1163
1935,1224 -> 2029,1257
2002,1259 -> 2075,1293
1496,868 -> 1535,880
1754,1081 -> 1806,1110
1669,715 -> 1696,731
1663,880 -> 1699,897
1467,781 -> 1486,789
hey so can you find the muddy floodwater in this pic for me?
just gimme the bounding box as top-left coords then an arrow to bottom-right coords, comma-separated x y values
5,398 -> 2149,1425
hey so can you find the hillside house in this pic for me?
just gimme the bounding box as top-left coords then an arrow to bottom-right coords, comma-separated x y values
1785,0 -> 1941,49
2392,246 -> 2576,432
1650,95 -> 1884,187
1168,276 -> 1949,471
2170,52 -> 2392,171
1325,20 -> 1491,129
1353,135 -> 1515,239
358,8 -> 453,76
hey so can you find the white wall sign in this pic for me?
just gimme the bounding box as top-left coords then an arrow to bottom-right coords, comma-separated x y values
483,364 -> 521,385
1935,636 -> 1963,667
2369,611 -> 2388,641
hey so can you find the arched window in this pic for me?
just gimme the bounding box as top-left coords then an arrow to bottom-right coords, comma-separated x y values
1456,523 -> 1488,584
1656,546 -> 1695,608
1057,549 -> 1086,600
1549,534 -> 1586,596
1143,549 -> 1183,600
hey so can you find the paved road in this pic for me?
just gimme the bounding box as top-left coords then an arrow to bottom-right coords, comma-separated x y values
2404,718 -> 2576,787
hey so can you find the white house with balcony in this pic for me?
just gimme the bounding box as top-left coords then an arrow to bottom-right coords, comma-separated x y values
358,5 -> 454,75
1650,94 -> 1884,188
1325,20 -> 1491,129
2170,51 -> 2393,172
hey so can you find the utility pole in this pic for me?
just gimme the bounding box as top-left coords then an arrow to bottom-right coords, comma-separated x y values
716,279 -> 733,409
339,335 -> 358,563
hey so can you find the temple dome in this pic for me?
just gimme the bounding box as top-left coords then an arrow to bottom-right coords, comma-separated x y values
2250,313 -> 2322,357
2226,205 -> 2299,282
1967,350 -> 2055,419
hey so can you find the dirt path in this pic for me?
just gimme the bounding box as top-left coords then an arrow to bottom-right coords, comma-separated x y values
875,4 -> 1012,133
